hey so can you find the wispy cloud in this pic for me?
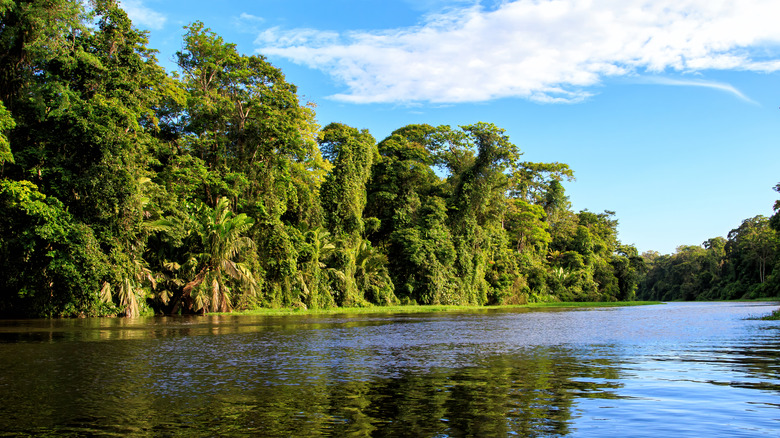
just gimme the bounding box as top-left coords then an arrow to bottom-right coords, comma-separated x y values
119,0 -> 166,30
234,13 -> 266,33
638,77 -> 758,104
239,13 -> 264,23
400,0 -> 478,12
254,0 -> 780,104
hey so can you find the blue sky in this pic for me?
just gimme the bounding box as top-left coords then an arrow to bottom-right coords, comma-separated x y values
122,0 -> 780,255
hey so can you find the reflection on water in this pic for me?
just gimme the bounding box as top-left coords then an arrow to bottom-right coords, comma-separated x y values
0,302 -> 779,437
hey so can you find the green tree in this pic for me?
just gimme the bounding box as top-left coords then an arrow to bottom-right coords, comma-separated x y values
353,239 -> 397,305
0,0 -> 172,316
168,22 -> 327,307
724,216 -> 777,296
446,123 -> 521,304
0,101 -> 14,167
0,180 -> 112,317
319,122 -> 383,306
320,122 -> 376,240
387,198 -> 458,304
505,200 -> 550,255
294,225 -> 336,309
366,124 -> 459,304
180,197 -> 258,313
0,0 -> 83,104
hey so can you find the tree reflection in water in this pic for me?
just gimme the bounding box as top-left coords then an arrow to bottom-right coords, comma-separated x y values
2,303 -> 778,436
190,347 -> 622,437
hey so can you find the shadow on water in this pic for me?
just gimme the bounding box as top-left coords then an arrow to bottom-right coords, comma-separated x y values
0,313 -> 413,343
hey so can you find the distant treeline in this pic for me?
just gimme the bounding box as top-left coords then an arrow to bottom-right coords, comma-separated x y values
638,204 -> 780,301
0,1 -> 670,317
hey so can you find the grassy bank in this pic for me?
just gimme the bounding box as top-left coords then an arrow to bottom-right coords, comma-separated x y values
216,301 -> 663,317
526,301 -> 663,308
715,297 -> 780,302
759,310 -> 780,320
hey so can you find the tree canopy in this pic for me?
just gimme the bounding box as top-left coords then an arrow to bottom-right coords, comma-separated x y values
0,1 -> 652,316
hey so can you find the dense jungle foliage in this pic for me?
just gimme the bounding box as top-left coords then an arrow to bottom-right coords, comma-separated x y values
0,0 -> 687,317
638,190 -> 780,301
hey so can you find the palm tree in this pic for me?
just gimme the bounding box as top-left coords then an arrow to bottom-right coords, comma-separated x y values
100,178 -> 173,317
353,240 -> 397,305
296,226 -> 337,309
182,197 -> 258,313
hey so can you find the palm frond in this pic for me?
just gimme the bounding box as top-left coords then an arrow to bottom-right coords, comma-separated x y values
181,197 -> 258,313
222,259 -> 241,280
118,277 -> 140,317
163,261 -> 181,271
183,268 -> 207,296
99,282 -> 112,304
143,219 -> 175,232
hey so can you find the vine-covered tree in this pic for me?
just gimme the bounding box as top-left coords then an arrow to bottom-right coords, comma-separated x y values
0,2 -> 648,316
319,122 -> 386,306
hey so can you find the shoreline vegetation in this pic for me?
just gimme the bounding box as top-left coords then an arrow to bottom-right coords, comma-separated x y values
0,1 -> 777,318
760,310 -> 780,320
216,301 -> 666,317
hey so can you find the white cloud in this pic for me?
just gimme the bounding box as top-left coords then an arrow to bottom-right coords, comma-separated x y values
119,0 -> 166,30
638,77 -> 758,104
256,27 -> 340,49
234,13 -> 266,34
239,13 -> 265,23
400,0 -> 478,12
255,0 -> 780,104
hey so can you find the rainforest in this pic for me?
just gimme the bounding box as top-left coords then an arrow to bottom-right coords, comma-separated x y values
1,1 -> 778,318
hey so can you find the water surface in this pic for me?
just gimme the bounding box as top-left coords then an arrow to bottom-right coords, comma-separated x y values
1,302 -> 778,436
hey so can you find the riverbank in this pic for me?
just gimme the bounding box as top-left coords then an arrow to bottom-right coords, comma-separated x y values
216,301 -> 664,317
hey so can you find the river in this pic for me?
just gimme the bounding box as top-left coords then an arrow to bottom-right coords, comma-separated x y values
0,302 -> 778,437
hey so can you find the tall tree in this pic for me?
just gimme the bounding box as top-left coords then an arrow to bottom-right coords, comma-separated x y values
0,0 -> 170,316
0,0 -> 83,105
726,216 -> 777,287
0,179 -> 110,316
445,123 -> 521,304
366,124 -> 458,304
319,122 -> 386,306
169,22 -> 327,307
